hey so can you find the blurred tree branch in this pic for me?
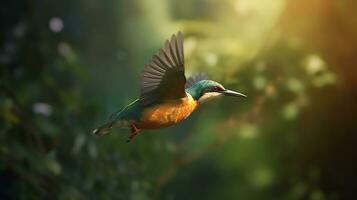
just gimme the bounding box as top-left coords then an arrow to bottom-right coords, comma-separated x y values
153,80 -> 277,199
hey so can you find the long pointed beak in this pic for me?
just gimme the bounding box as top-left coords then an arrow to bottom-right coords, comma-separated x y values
221,89 -> 247,98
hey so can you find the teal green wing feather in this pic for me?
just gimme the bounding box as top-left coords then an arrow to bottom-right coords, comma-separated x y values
93,99 -> 140,136
93,99 -> 142,136
139,32 -> 186,106
109,99 -> 141,122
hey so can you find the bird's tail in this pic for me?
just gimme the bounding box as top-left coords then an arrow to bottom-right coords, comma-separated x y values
92,122 -> 113,136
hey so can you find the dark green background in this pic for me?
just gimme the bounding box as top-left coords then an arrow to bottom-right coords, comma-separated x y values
1,0 -> 357,199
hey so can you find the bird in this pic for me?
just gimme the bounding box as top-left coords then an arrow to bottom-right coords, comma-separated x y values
93,32 -> 246,142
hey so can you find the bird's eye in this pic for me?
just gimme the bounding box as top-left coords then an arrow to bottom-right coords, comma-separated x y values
212,86 -> 222,92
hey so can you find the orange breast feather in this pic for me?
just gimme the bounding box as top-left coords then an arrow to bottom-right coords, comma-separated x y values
135,94 -> 198,129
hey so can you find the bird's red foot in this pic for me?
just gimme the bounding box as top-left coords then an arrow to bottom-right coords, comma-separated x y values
127,124 -> 140,143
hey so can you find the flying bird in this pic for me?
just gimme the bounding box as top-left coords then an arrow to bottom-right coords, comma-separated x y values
93,32 -> 246,142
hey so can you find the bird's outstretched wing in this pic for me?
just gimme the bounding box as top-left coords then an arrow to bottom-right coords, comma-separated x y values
185,72 -> 209,88
139,32 -> 186,106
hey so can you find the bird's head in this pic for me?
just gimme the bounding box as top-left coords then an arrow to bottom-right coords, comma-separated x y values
187,80 -> 246,104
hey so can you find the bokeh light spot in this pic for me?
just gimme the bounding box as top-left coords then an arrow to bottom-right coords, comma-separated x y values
32,102 -> 52,117
305,54 -> 325,75
283,102 -> 299,120
49,17 -> 64,33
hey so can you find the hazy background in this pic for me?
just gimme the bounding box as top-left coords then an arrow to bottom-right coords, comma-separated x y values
1,0 -> 357,199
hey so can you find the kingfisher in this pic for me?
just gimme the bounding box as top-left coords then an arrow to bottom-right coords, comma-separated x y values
93,32 -> 246,142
